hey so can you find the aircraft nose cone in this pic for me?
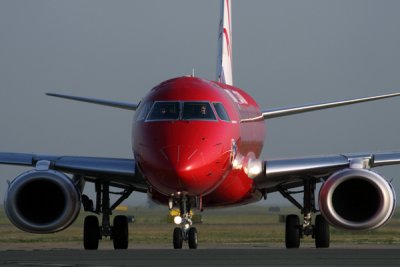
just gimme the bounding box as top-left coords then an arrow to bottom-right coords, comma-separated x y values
160,145 -> 199,179
161,145 -> 195,163
157,145 -> 225,195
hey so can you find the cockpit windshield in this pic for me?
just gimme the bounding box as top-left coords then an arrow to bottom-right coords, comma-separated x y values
147,102 -> 180,121
145,101 -> 224,121
182,102 -> 216,120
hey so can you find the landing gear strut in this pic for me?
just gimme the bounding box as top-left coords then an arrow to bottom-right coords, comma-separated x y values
279,179 -> 330,248
171,195 -> 198,249
82,182 -> 133,250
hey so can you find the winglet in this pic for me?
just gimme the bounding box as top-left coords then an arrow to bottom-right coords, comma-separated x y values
46,93 -> 138,111
216,0 -> 233,86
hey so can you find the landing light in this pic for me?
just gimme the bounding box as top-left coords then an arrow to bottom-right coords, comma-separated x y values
232,154 -> 244,169
246,158 -> 263,179
174,216 -> 182,225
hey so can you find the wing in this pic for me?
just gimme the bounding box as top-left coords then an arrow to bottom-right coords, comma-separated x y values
46,93 -> 139,111
241,92 -> 400,121
254,151 -> 400,193
0,152 -> 147,192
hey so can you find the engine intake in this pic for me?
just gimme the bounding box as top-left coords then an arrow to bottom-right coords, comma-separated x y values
4,170 -> 81,233
319,168 -> 396,230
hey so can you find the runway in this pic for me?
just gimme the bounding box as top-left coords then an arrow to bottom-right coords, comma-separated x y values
1,248 -> 399,267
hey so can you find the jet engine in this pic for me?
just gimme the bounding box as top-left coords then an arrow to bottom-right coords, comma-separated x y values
319,168 -> 396,230
4,170 -> 81,233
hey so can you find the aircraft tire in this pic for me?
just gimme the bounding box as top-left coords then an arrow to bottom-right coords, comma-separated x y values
173,227 -> 183,249
285,214 -> 300,248
188,227 -> 198,249
315,214 -> 330,248
113,215 -> 129,249
84,215 -> 100,250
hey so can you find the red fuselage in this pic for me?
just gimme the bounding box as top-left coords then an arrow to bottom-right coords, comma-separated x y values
132,76 -> 265,207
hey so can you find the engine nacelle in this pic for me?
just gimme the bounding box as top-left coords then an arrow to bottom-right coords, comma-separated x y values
319,168 -> 396,230
4,170 -> 81,233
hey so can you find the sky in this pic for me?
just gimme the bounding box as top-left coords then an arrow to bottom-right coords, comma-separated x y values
1,0 -> 400,207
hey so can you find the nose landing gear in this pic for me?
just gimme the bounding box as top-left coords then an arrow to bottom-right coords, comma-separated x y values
171,195 -> 198,249
173,225 -> 198,249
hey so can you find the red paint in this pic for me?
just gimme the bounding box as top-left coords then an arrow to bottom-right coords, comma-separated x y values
226,0 -> 232,56
133,76 -> 265,208
223,28 -> 231,57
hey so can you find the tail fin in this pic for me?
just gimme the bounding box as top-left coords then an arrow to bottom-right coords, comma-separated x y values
216,0 -> 233,86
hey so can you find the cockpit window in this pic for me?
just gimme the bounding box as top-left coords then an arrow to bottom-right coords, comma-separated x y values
147,102 -> 180,121
135,101 -> 152,121
213,102 -> 231,121
182,102 -> 216,120
144,101 -> 219,121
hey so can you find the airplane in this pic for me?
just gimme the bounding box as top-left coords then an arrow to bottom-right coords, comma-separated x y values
1,0 -> 400,250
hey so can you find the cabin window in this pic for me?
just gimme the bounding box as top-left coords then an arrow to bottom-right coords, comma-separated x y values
182,102 -> 216,120
213,102 -> 231,121
147,102 -> 180,121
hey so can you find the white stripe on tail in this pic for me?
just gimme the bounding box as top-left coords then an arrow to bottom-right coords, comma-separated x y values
216,0 -> 233,86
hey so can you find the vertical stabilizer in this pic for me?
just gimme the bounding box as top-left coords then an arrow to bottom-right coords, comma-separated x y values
216,0 -> 233,86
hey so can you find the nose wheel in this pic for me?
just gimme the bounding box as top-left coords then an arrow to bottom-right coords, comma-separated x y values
173,227 -> 183,249
173,227 -> 198,249
172,224 -> 199,249
171,195 -> 199,249
188,227 -> 198,249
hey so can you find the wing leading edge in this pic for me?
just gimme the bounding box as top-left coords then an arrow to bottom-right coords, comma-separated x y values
46,93 -> 139,111
255,151 -> 400,193
0,152 -> 147,192
241,92 -> 400,121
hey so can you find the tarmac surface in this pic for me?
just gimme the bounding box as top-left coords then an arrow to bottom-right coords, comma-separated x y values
0,247 -> 399,267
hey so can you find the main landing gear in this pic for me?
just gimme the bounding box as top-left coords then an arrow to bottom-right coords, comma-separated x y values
170,195 -> 198,249
81,182 -> 133,250
279,179 -> 330,249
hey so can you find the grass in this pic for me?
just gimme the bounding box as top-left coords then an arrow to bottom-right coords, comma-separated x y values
0,205 -> 399,248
